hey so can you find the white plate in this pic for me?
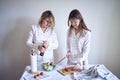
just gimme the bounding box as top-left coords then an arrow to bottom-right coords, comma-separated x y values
24,74 -> 51,80
22,70 -> 51,80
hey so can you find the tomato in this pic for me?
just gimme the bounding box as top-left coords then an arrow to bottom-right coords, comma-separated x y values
71,67 -> 74,71
40,72 -> 44,76
36,74 -> 39,77
34,75 -> 37,79
64,68 -> 68,72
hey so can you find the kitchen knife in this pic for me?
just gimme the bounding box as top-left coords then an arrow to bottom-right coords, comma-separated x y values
55,56 -> 67,65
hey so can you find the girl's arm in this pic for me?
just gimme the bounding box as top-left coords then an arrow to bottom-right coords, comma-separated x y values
81,31 -> 91,59
76,31 -> 91,66
66,30 -> 70,52
47,30 -> 58,50
66,30 -> 71,57
26,25 -> 37,49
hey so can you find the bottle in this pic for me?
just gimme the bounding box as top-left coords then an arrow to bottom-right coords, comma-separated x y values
40,52 -> 44,56
31,48 -> 35,55
83,60 -> 88,70
40,45 -> 46,56
30,48 -> 37,74
80,59 -> 83,70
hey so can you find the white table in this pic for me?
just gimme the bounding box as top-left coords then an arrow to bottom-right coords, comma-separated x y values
19,64 -> 100,80
20,64 -> 119,80
20,64 -> 72,80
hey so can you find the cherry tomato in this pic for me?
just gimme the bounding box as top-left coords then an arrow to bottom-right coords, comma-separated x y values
40,72 -> 44,76
36,74 -> 40,77
34,75 -> 37,79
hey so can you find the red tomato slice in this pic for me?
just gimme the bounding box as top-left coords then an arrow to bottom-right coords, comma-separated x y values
64,68 -> 68,72
71,67 -> 74,71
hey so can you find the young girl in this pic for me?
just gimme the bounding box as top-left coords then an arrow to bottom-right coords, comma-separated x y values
26,10 -> 58,63
66,9 -> 91,70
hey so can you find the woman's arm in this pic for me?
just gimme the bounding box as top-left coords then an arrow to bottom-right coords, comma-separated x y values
26,25 -> 36,49
81,31 -> 91,59
75,31 -> 91,70
47,30 -> 58,50
66,30 -> 71,57
66,29 -> 70,52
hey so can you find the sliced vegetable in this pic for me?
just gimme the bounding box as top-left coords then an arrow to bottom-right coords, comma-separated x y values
64,68 -> 69,72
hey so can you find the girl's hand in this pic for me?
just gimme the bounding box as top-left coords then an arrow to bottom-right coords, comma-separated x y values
66,51 -> 71,58
43,41 -> 49,48
73,63 -> 81,70
38,45 -> 46,53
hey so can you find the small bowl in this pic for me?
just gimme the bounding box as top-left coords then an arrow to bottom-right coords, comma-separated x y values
42,62 -> 56,71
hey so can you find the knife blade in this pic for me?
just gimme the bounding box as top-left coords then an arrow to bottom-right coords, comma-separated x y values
55,56 -> 66,65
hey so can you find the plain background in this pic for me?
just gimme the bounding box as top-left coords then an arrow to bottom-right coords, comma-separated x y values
0,0 -> 120,79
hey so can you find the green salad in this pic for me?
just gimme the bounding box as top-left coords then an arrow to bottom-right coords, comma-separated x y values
42,62 -> 55,71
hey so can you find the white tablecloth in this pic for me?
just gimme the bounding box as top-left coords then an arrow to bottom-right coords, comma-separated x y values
19,64 -> 119,80
20,64 -> 65,80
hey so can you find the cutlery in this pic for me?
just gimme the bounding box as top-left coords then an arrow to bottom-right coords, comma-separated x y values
55,56 -> 67,65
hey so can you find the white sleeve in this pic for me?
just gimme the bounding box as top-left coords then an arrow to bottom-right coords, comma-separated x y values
77,31 -> 91,65
66,29 -> 70,52
26,25 -> 36,49
47,30 -> 58,50
81,31 -> 91,59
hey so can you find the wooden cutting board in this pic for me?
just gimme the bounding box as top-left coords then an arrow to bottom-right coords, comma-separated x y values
57,66 -> 81,76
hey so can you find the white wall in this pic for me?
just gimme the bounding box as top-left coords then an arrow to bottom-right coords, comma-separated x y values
0,0 -> 120,79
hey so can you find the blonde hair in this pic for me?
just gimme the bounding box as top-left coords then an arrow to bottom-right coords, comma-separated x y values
68,9 -> 91,37
38,10 -> 55,29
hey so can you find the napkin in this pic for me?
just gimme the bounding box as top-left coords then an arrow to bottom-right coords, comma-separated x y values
73,64 -> 119,80
83,64 -> 119,80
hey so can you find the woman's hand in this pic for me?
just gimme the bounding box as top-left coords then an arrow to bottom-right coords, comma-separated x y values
43,41 -> 49,48
38,45 -> 46,53
66,51 -> 71,58
73,63 -> 81,70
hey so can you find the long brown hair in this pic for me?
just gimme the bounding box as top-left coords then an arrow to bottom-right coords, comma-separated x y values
68,9 -> 91,37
